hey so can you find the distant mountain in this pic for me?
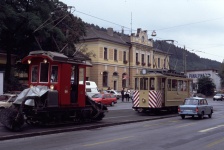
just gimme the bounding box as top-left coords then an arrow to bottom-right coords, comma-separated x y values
153,40 -> 221,72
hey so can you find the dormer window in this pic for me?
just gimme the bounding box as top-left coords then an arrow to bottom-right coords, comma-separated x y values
141,36 -> 144,42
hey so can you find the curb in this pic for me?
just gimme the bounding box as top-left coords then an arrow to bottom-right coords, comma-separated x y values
0,114 -> 177,141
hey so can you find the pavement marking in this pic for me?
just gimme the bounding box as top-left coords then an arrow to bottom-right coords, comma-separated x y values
104,115 -> 135,119
176,122 -> 196,128
206,137 -> 224,148
83,136 -> 134,147
199,124 -> 224,133
144,120 -> 180,127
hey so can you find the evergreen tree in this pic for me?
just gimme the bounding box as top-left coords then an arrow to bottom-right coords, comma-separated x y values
197,77 -> 216,96
0,0 -> 86,88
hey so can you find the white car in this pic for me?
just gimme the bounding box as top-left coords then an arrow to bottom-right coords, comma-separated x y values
106,90 -> 121,99
213,93 -> 224,101
0,94 -> 17,109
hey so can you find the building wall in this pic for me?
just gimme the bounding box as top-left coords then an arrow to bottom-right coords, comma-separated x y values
186,70 -> 221,92
78,28 -> 169,91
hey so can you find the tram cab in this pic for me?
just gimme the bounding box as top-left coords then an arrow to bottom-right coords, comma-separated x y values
133,69 -> 193,113
21,50 -> 88,107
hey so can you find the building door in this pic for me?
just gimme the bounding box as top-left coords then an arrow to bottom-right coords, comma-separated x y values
113,80 -> 117,90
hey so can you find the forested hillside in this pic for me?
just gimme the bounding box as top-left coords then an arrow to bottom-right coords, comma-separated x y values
153,40 -> 221,72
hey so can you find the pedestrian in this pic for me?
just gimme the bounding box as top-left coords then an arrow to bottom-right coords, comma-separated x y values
126,89 -> 131,102
121,88 -> 125,102
107,87 -> 111,90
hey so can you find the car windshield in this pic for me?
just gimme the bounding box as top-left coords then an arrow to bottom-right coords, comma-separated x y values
215,94 -> 222,96
92,94 -> 102,98
184,99 -> 199,105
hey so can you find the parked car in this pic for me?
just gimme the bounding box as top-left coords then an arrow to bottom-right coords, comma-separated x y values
92,93 -> 117,106
0,94 -> 18,109
178,97 -> 213,119
106,90 -> 121,99
213,93 -> 224,101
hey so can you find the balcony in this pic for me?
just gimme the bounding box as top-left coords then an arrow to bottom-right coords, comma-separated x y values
123,60 -> 128,64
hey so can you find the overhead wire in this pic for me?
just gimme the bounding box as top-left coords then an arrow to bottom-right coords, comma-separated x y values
73,9 -> 224,60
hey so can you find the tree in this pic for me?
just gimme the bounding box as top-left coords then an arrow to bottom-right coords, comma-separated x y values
218,61 -> 224,88
197,77 -> 216,96
0,0 -> 86,90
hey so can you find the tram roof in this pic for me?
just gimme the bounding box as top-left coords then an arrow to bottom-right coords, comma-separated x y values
22,50 -> 92,66
136,69 -> 188,78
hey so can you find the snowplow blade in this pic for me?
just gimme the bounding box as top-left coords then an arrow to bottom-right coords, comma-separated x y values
0,106 -> 24,131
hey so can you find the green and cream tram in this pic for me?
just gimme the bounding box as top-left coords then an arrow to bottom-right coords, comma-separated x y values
133,69 -> 193,113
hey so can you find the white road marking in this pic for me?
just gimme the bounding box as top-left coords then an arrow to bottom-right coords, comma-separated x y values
199,125 -> 224,133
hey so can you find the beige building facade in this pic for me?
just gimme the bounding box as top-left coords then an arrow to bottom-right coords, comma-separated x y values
78,27 -> 170,91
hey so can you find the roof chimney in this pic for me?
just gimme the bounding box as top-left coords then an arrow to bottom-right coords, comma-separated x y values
107,27 -> 113,36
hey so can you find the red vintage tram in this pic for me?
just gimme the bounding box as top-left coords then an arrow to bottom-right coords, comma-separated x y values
0,51 -> 107,131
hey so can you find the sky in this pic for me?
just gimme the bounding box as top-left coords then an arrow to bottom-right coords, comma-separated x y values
61,0 -> 224,63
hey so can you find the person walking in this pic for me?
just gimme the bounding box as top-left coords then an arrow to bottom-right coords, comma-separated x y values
126,89 -> 131,102
121,88 -> 125,102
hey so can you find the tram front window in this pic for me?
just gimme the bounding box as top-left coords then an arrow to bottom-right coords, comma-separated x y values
40,63 -> 49,82
140,78 -> 148,90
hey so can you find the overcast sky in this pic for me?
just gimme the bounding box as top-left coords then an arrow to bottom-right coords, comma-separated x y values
62,0 -> 224,63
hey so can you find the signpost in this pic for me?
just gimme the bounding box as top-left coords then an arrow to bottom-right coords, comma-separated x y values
0,72 -> 3,94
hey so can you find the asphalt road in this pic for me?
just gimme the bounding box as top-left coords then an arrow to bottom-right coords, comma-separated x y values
1,97 -> 224,150
0,98 -> 176,141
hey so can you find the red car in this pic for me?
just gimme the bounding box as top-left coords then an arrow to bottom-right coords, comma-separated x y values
92,93 -> 117,106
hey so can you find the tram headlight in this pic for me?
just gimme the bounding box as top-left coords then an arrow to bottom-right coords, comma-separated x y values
30,84 -> 33,88
142,98 -> 146,103
44,59 -> 47,63
50,85 -> 54,90
28,59 -> 31,64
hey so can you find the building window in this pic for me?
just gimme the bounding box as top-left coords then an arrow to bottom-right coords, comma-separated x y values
114,49 -> 117,61
141,36 -> 144,42
148,55 -> 150,64
104,47 -> 108,60
113,72 -> 118,76
158,58 -> 160,68
103,71 -> 108,87
141,54 -> 144,63
123,51 -> 126,61
122,73 -> 127,88
136,53 -> 139,63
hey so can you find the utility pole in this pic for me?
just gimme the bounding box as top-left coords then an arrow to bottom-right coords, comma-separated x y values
183,45 -> 186,74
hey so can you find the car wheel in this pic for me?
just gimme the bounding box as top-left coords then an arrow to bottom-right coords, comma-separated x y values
199,112 -> 204,119
208,111 -> 212,118
110,102 -> 115,106
181,115 -> 185,119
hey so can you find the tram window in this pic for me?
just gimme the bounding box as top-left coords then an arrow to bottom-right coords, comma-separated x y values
167,79 -> 171,91
157,78 -> 161,90
40,63 -> 49,82
140,78 -> 148,90
172,79 -> 177,91
178,80 -> 183,91
51,66 -> 58,83
140,78 -> 144,90
183,81 -> 187,91
135,78 -> 139,90
79,68 -> 84,84
150,78 -> 154,90
31,66 -> 38,83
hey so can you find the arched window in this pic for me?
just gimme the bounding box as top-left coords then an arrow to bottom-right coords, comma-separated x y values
141,36 -> 144,42
113,72 -> 118,76
103,71 -> 108,87
122,73 -> 127,88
